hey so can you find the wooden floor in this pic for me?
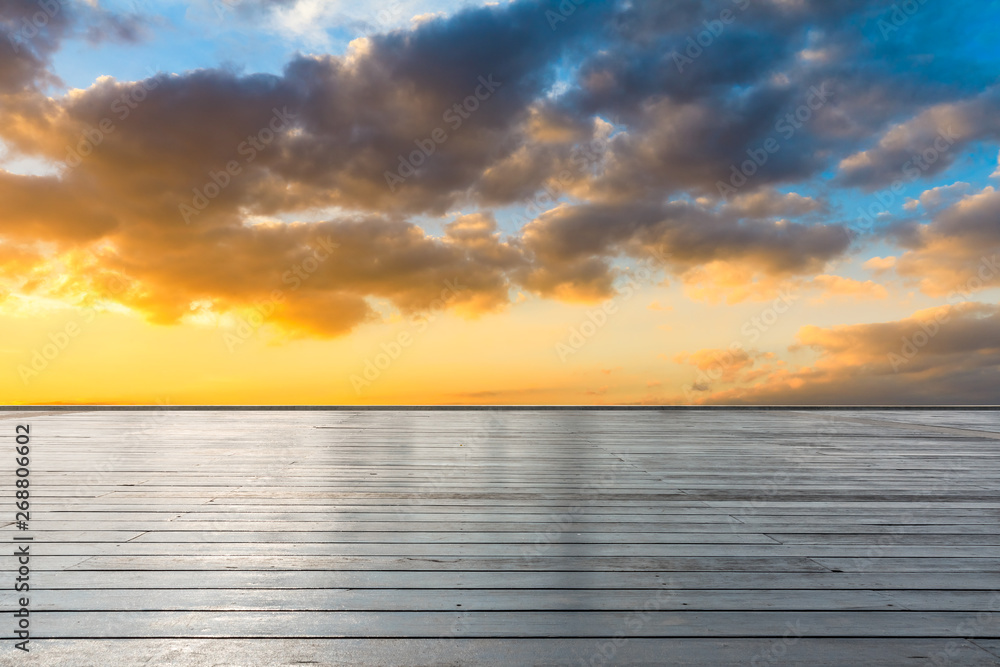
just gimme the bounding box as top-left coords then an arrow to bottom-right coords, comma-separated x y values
2,408 -> 999,665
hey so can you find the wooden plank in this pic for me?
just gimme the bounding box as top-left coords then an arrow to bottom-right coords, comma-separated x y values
22,588 -> 902,612
1,407 -> 998,663
45,555 -> 833,572
10,638 -> 1000,667
12,587 -> 990,614
13,530 -> 783,544
13,542 -> 1000,558
23,570 -> 1000,590
13,521 -> 998,533
13,610 -> 1000,639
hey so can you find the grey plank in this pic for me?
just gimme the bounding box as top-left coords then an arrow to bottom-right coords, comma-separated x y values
16,610 -> 1000,638
25,570 -> 1000,590
47,554 -> 832,572
3,407 -> 999,662
14,542 -> 1000,558
22,530 -> 783,544
23,588 -> 902,612
9,638 -> 1000,667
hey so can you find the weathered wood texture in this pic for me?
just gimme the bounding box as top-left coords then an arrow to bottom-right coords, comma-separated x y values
0,408 -> 998,665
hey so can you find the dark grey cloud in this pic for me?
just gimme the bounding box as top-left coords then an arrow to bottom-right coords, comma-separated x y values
550,0 -> 992,203
892,185 -> 1000,296
82,7 -> 154,46
2,0 -> 1000,338
0,0 -> 158,94
838,86 -> 1000,189
0,0 -> 74,92
687,303 -> 1000,405
515,199 -> 850,300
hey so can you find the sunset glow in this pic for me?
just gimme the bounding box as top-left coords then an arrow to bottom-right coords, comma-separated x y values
3,0 -> 1000,404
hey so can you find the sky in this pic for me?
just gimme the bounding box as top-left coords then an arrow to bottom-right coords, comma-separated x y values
2,0 -> 1000,405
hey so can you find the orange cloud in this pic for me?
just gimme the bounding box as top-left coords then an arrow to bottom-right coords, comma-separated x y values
805,274 -> 888,303
894,186 -> 1000,297
682,303 -> 1000,405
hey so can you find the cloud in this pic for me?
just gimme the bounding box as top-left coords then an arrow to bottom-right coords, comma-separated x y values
678,261 -> 796,304
838,87 -> 1000,189
804,274 -> 888,303
0,0 -> 76,93
546,0 -> 993,207
0,0 -> 157,95
0,171 -> 119,242
81,6 -> 155,45
680,303 -> 1000,404
674,347 -> 775,385
894,185 -> 1000,297
0,1 -> 598,335
2,0 -> 1000,350
722,189 -> 823,219
0,191 -> 523,336
516,199 -> 849,303
863,256 -> 896,274
903,182 -> 972,212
